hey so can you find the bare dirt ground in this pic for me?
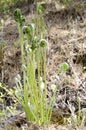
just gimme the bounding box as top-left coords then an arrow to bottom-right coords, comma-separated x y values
0,0 -> 86,130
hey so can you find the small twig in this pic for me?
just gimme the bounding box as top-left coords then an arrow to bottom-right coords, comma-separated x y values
67,36 -> 86,43
67,59 -> 84,88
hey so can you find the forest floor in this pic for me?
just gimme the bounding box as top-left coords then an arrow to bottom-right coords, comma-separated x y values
0,0 -> 86,130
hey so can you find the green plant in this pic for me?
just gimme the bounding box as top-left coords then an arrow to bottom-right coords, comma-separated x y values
60,62 -> 69,72
14,4 -> 57,126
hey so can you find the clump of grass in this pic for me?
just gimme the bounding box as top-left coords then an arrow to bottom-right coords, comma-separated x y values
0,0 -> 23,14
14,3 -> 57,126
60,0 -> 86,9
0,82 -> 16,120
65,97 -> 86,129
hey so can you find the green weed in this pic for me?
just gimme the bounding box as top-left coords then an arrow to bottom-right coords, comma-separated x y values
14,3 -> 57,126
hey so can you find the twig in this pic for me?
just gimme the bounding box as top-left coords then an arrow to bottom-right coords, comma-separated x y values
67,36 -> 86,43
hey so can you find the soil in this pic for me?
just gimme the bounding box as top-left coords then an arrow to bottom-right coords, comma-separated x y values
0,0 -> 86,130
